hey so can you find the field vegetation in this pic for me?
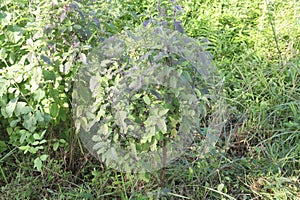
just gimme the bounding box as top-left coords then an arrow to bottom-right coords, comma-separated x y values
0,0 -> 299,199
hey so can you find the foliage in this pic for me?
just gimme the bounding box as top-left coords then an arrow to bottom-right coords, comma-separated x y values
0,0 -> 299,199
0,0 -> 122,169
73,24 -> 223,173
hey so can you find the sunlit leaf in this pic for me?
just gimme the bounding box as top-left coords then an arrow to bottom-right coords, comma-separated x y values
14,101 -> 26,117
143,95 -> 151,105
34,89 -> 45,102
5,97 -> 18,117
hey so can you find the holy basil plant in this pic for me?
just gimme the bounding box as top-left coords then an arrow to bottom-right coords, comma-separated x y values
73,26 -> 225,173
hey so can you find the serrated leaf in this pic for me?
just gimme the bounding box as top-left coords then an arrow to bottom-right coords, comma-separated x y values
6,97 -> 18,117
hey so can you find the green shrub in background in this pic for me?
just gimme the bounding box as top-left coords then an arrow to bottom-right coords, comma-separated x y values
0,0 -> 160,170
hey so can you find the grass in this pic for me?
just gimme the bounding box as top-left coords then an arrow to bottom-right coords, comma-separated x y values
0,0 -> 299,199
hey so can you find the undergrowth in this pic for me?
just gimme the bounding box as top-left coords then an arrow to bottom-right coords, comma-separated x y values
0,0 -> 299,199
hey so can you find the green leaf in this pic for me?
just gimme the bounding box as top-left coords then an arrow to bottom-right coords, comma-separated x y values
79,117 -> 88,130
0,78 -> 9,97
5,97 -> 18,117
42,69 -> 56,81
40,154 -> 48,161
34,110 -> 44,122
34,157 -> 43,171
150,89 -> 162,100
159,108 -> 169,116
110,147 -> 118,161
29,67 -> 42,92
100,124 -> 109,135
150,139 -> 157,151
34,89 -> 45,102
33,133 -> 42,140
115,110 -> 127,130
217,183 -> 225,192
170,76 -> 177,88
93,142 -> 106,151
113,133 -> 119,142
14,101 -> 27,116
143,95 -> 151,105
20,106 -> 32,114
6,29 -> 23,43
59,108 -> 67,121
9,119 -> 20,127
182,71 -> 192,83
50,103 -> 59,117
19,130 -> 30,144
0,11 -> 11,26
9,52 -> 15,64
23,114 -> 37,132
157,119 -> 167,134
19,145 -> 31,154
0,141 -> 8,153
40,54 -> 53,65
53,142 -> 59,151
